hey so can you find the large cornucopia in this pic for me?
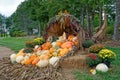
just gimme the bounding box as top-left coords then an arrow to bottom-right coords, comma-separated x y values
0,12 -> 86,80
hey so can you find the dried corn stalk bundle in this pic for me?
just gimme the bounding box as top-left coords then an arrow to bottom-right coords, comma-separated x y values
0,57 -> 64,80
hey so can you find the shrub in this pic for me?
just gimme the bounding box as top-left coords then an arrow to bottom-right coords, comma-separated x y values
89,44 -> 105,53
98,49 -> 116,62
25,40 -> 35,48
87,53 -> 102,68
10,27 -> 27,37
25,37 -> 45,48
82,39 -> 94,48
33,37 -> 45,45
106,26 -> 114,35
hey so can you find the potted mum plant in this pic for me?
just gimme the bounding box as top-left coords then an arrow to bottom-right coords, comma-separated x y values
82,39 -> 94,53
98,49 -> 116,67
87,53 -> 102,68
89,44 -> 105,53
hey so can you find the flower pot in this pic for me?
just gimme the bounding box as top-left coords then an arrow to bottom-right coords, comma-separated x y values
103,61 -> 111,68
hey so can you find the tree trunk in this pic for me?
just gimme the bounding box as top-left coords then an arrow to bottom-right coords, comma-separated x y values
91,10 -> 95,36
99,6 -> 103,28
81,8 -> 84,27
86,6 -> 91,38
38,21 -> 41,37
113,0 -> 120,40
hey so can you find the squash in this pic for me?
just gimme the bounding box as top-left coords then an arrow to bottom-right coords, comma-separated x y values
90,68 -> 96,75
29,54 -> 37,62
41,42 -> 52,50
68,35 -> 75,41
16,56 -> 24,63
32,56 -> 40,65
51,42 -> 56,47
61,41 -> 74,49
58,48 -> 69,57
34,45 -> 39,49
72,37 -> 79,45
50,47 -> 55,54
36,50 -> 49,56
39,54 -> 49,60
16,49 -> 25,57
58,32 -> 67,42
10,54 -> 16,64
56,41 -> 63,47
37,60 -> 49,67
21,54 -> 31,65
96,63 -> 108,72
24,59 -> 32,65
49,57 -> 59,67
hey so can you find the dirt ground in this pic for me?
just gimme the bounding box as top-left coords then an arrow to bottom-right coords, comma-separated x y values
0,46 -> 15,59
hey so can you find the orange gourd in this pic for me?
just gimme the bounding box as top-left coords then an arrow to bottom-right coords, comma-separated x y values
41,42 -> 52,50
50,47 -> 55,53
24,59 -> 32,65
58,48 -> 69,57
32,56 -> 40,65
56,41 -> 63,46
68,35 -> 75,41
16,49 -> 25,57
30,54 -> 37,61
61,41 -> 74,49
39,54 -> 49,60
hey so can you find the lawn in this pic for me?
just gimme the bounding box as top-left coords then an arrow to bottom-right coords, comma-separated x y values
0,37 -> 120,80
0,37 -> 31,52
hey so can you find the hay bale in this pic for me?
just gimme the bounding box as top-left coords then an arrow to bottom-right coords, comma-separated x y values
59,54 -> 88,69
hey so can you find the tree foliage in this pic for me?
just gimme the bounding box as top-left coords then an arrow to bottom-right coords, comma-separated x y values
5,0 -> 117,38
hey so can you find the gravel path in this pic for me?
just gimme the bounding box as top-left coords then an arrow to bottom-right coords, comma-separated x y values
0,46 -> 15,59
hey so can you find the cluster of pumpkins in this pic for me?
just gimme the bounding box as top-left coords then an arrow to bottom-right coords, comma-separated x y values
10,32 -> 78,68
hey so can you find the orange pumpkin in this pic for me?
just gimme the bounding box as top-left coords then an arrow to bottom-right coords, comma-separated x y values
41,42 -> 52,50
30,54 -> 37,61
39,54 -> 49,60
68,35 -> 75,41
61,41 -> 74,49
58,48 -> 69,57
50,47 -> 55,53
24,59 -> 32,65
32,56 -> 40,65
56,41 -> 63,46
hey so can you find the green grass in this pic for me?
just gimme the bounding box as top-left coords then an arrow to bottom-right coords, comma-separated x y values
0,37 -> 31,52
74,47 -> 120,80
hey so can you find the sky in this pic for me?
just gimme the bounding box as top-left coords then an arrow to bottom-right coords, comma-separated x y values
0,0 -> 25,17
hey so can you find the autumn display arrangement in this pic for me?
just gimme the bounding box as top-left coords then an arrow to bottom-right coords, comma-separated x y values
0,11 -> 116,79
0,12 -> 86,80
88,44 -> 116,75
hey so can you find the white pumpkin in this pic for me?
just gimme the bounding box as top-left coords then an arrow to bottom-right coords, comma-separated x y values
21,55 -> 30,64
49,57 -> 59,67
72,37 -> 77,42
96,63 -> 109,72
10,54 -> 16,64
37,60 -> 49,67
51,42 -> 56,47
34,45 -> 39,49
16,56 -> 24,63
37,50 -> 49,56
